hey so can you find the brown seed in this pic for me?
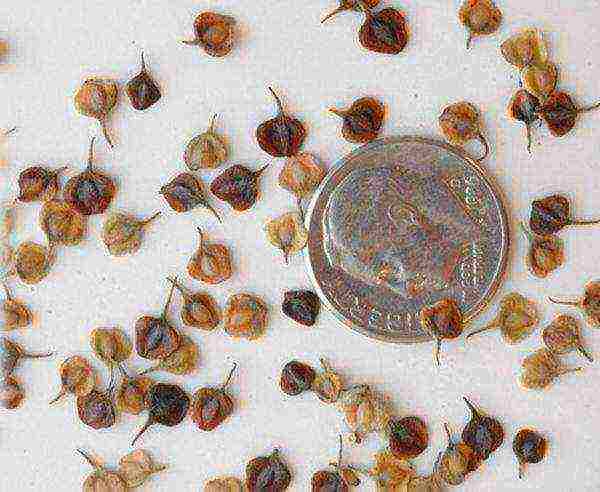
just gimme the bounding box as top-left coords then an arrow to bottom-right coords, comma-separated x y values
282,290 -> 321,327
257,87 -> 306,158
14,241 -> 54,285
458,0 -> 502,49
338,384 -> 391,444
191,362 -> 237,431
520,347 -> 582,390
358,7 -> 409,55
118,449 -> 167,489
388,416 -> 429,459
183,12 -> 236,57
77,389 -> 117,430
311,436 -> 359,491
184,114 -> 228,170
1,282 -> 33,330
520,224 -> 565,279
39,199 -> 87,246
439,102 -> 489,161
539,91 -> 600,138
115,366 -> 154,415
438,423 -> 476,486
126,52 -> 161,111
522,62 -> 558,102
542,314 -> 593,363
77,449 -> 127,492
501,29 -> 548,69
548,280 -> 600,327
245,449 -> 292,492
321,0 -> 380,23
17,165 -> 66,202
419,298 -> 464,366
74,79 -> 118,148
211,164 -> 269,212
139,335 -> 199,376
278,153 -> 326,217
49,355 -> 93,404
160,172 -> 220,221
513,428 -> 548,479
63,138 -> 117,216
187,228 -> 232,285
507,89 -> 541,153
265,212 -> 308,265
529,194 -> 600,235
330,97 -> 385,144
223,293 -> 268,340
167,276 -> 221,330
1,337 -> 51,377
0,375 -> 24,409
312,358 -> 343,404
461,397 -> 504,462
101,211 -> 161,256
90,327 -> 132,370
280,360 -> 316,396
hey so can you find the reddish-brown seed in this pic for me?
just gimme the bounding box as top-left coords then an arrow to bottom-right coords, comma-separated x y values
245,449 -> 292,492
17,165 -> 66,202
540,91 -> 600,137
321,0 -> 380,24
0,375 -> 24,409
282,290 -> 321,327
548,280 -> 600,327
508,89 -> 541,153
211,164 -> 269,212
183,12 -> 236,58
160,173 -> 220,221
419,298 -> 464,366
529,194 -> 600,236
77,389 -> 117,430
1,337 -> 52,378
388,416 -> 430,459
461,397 -> 504,462
513,428 -> 548,479
191,363 -> 237,431
329,97 -> 385,144
458,0 -> 502,49
168,276 -> 221,330
126,52 -> 161,111
358,7 -> 409,55
187,228 -> 232,285
280,360 -> 316,396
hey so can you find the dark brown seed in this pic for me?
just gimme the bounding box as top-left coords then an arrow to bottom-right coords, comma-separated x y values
539,91 -> 600,137
280,360 -> 316,396
359,7 -> 409,55
0,375 -> 24,409
77,389 -> 117,430
330,97 -> 385,144
183,12 -> 236,58
131,383 -> 190,446
461,397 -> 504,462
529,194 -> 600,235
513,428 -> 548,479
282,290 -> 321,327
1,337 -> 53,378
126,52 -> 161,111
508,89 -> 541,153
256,87 -> 306,158
245,449 -> 292,492
191,363 -> 237,431
160,172 -> 220,221
135,282 -> 181,360
321,0 -> 380,24
17,165 -> 65,202
63,138 -> 116,216
388,416 -> 429,459
419,298 -> 464,366
210,164 -> 269,212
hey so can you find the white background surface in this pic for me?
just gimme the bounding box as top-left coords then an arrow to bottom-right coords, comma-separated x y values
1,1 -> 600,490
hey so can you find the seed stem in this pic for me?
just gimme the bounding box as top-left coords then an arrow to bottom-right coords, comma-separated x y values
556,366 -> 582,377
580,101 -> 600,113
86,137 -> 97,170
139,365 -> 158,376
204,203 -> 222,223
161,280 -> 176,320
3,127 -> 17,137
443,422 -> 453,444
296,197 -> 305,223
140,51 -> 146,71
329,108 -> 345,119
268,87 -> 284,114
337,434 -> 343,467
196,227 -> 205,249
255,163 -> 270,177
221,362 -> 238,389
434,338 -> 441,366
321,6 -> 346,23
518,461 -> 526,480
100,119 -> 114,149
466,32 -> 473,50
49,388 -> 67,405
166,276 -> 190,299
577,344 -> 594,363
463,396 -> 480,418
22,349 -> 53,360
519,221 -> 535,242
2,281 -> 12,299
77,449 -> 102,471
547,297 -> 579,307
466,320 -> 500,340
569,218 -> 600,227
181,38 -> 201,46
525,123 -> 533,153
141,211 -> 162,226
131,419 -> 153,446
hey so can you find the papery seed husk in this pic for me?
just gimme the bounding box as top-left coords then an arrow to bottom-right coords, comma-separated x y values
223,293 -> 268,340
187,229 -> 233,285
115,371 -> 154,415
330,97 -> 385,144
142,335 -> 199,376
183,12 -> 237,58
522,62 -> 558,101
118,449 -> 167,488
459,0 -> 502,49
210,164 -> 269,212
17,166 -> 64,202
312,359 -> 343,404
14,241 -> 53,285
77,389 -> 117,429
40,200 -> 87,246
359,8 -> 409,55
0,375 -> 24,409
265,212 -> 308,264
184,114 -> 228,170
74,79 -> 118,148
1,284 -> 33,330
245,449 -> 292,492
102,211 -> 160,256
278,153 -> 326,200
501,29 -> 548,69
50,355 -> 95,404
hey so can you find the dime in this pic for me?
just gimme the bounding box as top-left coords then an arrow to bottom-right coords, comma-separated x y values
306,136 -> 509,343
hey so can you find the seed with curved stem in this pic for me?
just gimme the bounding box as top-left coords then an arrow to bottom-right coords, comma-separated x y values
184,114 -> 228,170
187,228 -> 232,285
529,194 -> 600,236
280,360 -> 316,396
539,91 -> 600,137
520,347 -> 582,390
501,28 -> 548,69
419,298 -> 464,366
17,165 -> 66,202
118,449 -> 167,488
191,362 -> 238,431
1,336 -> 53,377
548,280 -> 600,327
388,416 -> 429,459
513,428 -> 548,479
330,97 -> 385,144
160,172 -> 220,221
245,448 -> 292,492
126,52 -> 161,111
282,290 -> 321,327
0,375 -> 24,409
183,12 -> 236,57
508,89 -> 541,153
256,87 -> 306,158
265,212 -> 308,265
1,282 -> 33,330
223,293 -> 268,340
211,164 -> 269,212
49,355 -> 94,404
102,211 -> 161,256
466,292 -> 539,344
139,335 -> 199,376
63,138 -> 117,216
459,0 -> 502,49
74,79 -> 118,148
312,358 -> 343,404
461,396 -> 504,462
439,102 -> 489,161
542,314 -> 593,363
14,241 -> 54,285
77,449 -> 127,492
321,0 -> 379,24
167,276 -> 221,330
77,388 -> 117,430
520,223 -> 565,279
358,6 -> 409,55
278,153 -> 326,217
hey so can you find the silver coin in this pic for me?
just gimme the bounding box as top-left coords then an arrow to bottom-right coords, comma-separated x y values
306,136 -> 510,343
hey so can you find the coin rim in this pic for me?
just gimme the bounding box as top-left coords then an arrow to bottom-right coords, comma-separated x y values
304,135 -> 510,344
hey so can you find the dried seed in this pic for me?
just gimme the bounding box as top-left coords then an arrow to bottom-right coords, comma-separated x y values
265,212 -> 308,264
14,241 -> 53,285
466,292 -> 539,344
257,87 -> 306,158
388,416 -> 429,459
1,337 -> 52,377
245,449 -> 292,492
77,389 -> 117,430
118,449 -> 167,488
131,382 -> 190,445
160,172 -> 220,221
312,358 -> 343,404
168,276 -> 221,330
438,423 -> 476,486
49,355 -> 94,404
17,165 -> 65,202
369,449 -> 415,490
520,347 -> 582,390
191,362 -> 237,431
40,199 -> 87,246
77,449 -> 127,492
184,114 -> 228,170
419,298 -> 464,366
329,97 -> 385,144
548,280 -> 600,327
1,283 -> 33,330
513,428 -> 548,479
458,0 -> 502,49
522,62 -> 558,102
0,375 -> 24,410
63,138 -> 116,216
135,282 -> 181,360
74,79 -> 118,148
187,228 -> 232,284
278,153 -> 326,216
205,477 -> 244,492
508,89 -> 541,153
321,0 -> 380,23
183,12 -> 236,57
115,367 -> 154,415
359,6 -> 409,55
101,211 -> 161,256
282,290 -> 321,327
312,436 -> 360,491
539,91 -> 600,137
529,194 -> 600,235
520,224 -> 565,279
439,102 -> 489,161
211,164 -> 269,212
542,314 -> 593,362
461,397 -> 504,462
338,384 -> 391,444
126,52 -> 161,111
140,335 -> 199,376
280,360 -> 316,396
223,293 -> 268,340
501,29 -> 548,69
90,327 -> 132,369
